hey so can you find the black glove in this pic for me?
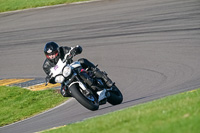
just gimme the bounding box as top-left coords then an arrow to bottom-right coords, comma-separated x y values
45,73 -> 53,86
75,45 -> 82,55
70,45 -> 82,56
45,75 -> 50,86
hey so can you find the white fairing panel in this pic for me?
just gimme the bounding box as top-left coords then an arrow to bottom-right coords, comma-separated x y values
50,59 -> 66,77
70,61 -> 81,69
69,81 -> 87,90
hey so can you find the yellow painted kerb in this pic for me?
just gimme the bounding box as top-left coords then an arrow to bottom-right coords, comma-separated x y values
27,83 -> 60,91
0,78 -> 60,91
0,79 -> 33,86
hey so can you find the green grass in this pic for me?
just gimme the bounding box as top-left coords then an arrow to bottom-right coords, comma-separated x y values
0,0 -> 90,13
42,89 -> 200,133
0,86 -> 67,126
1,86 -> 199,133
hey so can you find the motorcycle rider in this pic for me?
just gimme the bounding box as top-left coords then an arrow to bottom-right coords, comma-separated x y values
43,42 -> 114,100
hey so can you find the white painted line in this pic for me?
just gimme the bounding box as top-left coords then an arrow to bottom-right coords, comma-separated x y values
0,98 -> 75,128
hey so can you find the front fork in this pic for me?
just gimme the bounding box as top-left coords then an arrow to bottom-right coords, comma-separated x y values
66,72 -> 91,96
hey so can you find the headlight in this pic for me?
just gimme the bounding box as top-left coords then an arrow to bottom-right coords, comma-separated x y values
55,75 -> 65,83
63,65 -> 71,77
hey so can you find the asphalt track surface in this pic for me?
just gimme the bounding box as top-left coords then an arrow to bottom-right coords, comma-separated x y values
0,0 -> 200,132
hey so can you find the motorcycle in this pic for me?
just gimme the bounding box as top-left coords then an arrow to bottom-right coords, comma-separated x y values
45,49 -> 123,111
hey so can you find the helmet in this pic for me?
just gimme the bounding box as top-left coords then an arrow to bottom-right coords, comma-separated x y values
44,42 -> 59,62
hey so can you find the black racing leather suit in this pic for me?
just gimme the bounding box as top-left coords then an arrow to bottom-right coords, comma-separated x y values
43,45 -> 113,87
43,46 -> 95,84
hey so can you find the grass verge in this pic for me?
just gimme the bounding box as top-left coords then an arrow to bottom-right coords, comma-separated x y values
42,89 -> 200,133
0,86 -> 67,127
0,0 -> 91,13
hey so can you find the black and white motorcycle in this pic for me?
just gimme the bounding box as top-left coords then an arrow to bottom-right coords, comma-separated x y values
45,49 -> 123,111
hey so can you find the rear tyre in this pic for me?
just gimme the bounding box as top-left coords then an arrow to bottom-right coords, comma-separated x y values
107,85 -> 123,105
70,84 -> 99,111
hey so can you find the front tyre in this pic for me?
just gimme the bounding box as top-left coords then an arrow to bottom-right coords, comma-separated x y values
70,84 -> 99,111
107,85 -> 123,105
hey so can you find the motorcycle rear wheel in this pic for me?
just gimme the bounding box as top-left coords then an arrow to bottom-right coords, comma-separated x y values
70,84 -> 99,111
107,85 -> 123,105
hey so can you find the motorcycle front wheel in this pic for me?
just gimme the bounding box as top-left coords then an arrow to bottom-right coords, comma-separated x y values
70,84 -> 99,111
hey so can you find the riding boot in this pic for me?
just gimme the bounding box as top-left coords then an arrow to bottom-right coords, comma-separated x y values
92,68 -> 114,88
